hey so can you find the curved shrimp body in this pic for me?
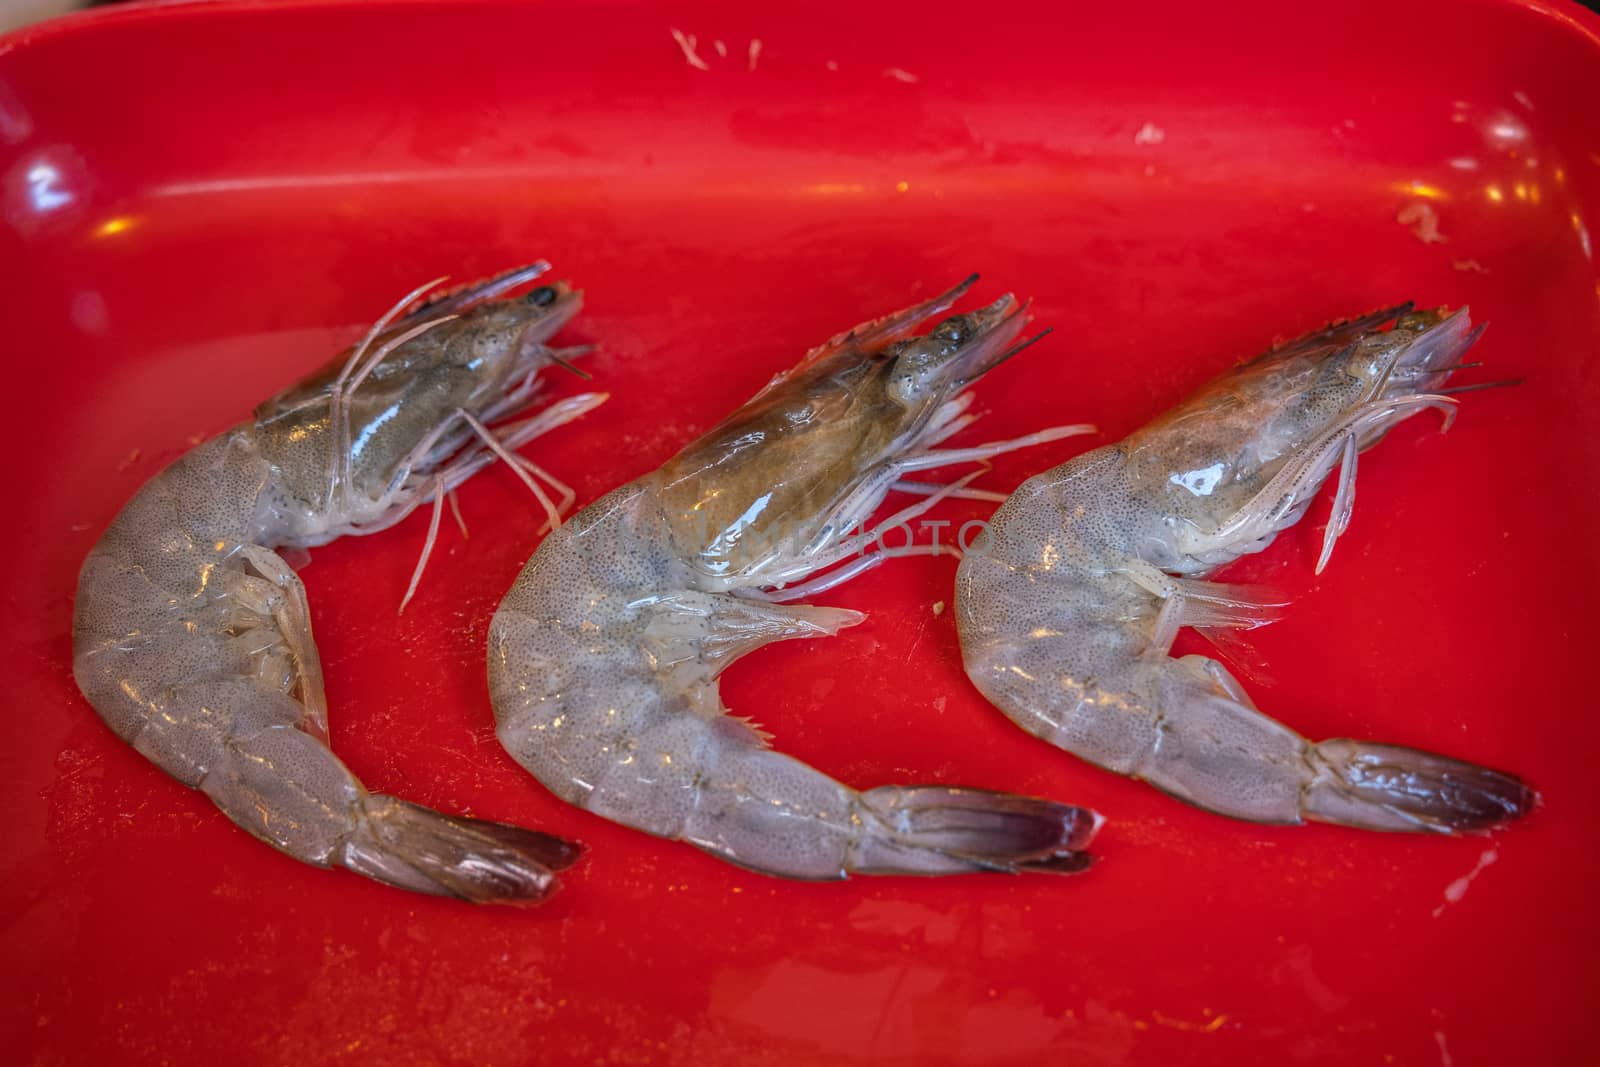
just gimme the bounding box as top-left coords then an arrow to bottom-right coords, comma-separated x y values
490,278 -> 1102,879
73,264 -> 602,902
957,305 -> 1534,834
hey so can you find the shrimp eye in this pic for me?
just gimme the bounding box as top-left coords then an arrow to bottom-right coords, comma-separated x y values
526,286 -> 558,307
930,315 -> 971,346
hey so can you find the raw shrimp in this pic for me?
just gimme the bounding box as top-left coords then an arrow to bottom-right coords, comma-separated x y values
73,263 -> 604,902
489,277 -> 1102,879
956,305 -> 1533,833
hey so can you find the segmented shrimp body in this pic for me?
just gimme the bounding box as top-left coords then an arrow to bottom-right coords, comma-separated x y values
489,278 -> 1102,878
956,306 -> 1533,833
73,264 -> 604,902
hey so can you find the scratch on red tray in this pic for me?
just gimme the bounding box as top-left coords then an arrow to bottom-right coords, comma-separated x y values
903,619 -> 928,664
1434,1029 -> 1454,1067
883,67 -> 919,84
1431,846 -> 1498,918
669,28 -> 710,71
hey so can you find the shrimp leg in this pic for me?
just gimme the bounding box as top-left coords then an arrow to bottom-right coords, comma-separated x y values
235,543 -> 329,741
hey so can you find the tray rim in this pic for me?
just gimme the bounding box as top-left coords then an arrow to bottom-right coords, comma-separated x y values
4,0 -> 1599,65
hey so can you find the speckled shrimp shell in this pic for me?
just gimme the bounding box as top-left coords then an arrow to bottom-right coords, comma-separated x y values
73,264 -> 603,902
489,277 -> 1103,879
956,306 -> 1533,834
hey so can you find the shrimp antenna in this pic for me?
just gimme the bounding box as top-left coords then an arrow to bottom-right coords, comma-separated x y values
399,475 -> 447,615
338,277 -> 450,385
455,410 -> 565,533
345,315 -> 458,400
336,315 -> 460,495
546,346 -> 595,380
1435,377 -> 1523,395
326,276 -> 450,503
958,327 -> 1053,386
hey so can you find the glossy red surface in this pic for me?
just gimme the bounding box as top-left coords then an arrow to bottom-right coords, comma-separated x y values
4,0 -> 1599,1063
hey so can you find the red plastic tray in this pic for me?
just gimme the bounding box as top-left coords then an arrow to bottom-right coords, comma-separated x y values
4,1 -> 1598,1063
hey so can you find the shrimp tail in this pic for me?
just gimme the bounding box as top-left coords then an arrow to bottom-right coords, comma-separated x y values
853,786 -> 1102,875
342,795 -> 582,904
1302,740 -> 1535,833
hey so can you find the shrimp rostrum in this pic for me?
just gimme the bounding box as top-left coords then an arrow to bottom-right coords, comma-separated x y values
956,305 -> 1534,833
73,263 -> 604,902
489,277 -> 1102,879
